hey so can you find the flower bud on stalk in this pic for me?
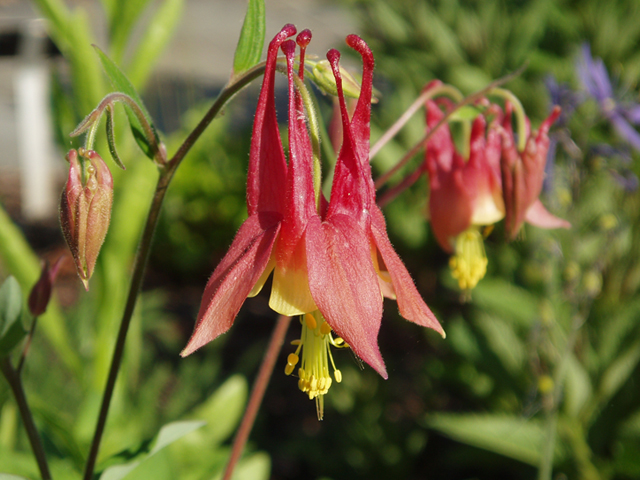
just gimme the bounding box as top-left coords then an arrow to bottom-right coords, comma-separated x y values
60,149 -> 113,290
28,256 -> 64,316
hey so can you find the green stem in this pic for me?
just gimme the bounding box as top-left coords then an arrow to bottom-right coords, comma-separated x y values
369,83 -> 463,161
82,63 -> 267,480
16,316 -> 38,374
374,64 -> 527,191
222,315 -> 292,480
489,88 -> 528,152
1,358 -> 52,480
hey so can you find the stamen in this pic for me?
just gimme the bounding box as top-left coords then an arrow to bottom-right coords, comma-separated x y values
449,227 -> 488,291
283,311 -> 345,420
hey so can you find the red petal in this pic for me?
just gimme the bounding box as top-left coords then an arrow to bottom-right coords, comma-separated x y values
305,214 -> 387,378
345,34 -> 374,166
371,207 -> 444,336
524,199 -> 571,230
325,49 -> 374,220
246,25 -> 295,216
181,213 -> 281,356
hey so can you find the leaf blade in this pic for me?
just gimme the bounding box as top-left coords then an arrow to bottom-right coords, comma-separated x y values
232,0 -> 266,77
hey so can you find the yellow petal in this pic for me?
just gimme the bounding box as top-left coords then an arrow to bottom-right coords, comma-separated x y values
269,263 -> 317,315
248,256 -> 275,298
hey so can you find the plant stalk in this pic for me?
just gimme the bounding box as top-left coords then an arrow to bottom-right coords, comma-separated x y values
222,314 -> 292,480
1,358 -> 52,480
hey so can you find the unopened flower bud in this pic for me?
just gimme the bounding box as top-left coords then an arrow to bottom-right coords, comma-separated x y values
59,149 -> 113,290
310,60 -> 363,100
28,256 -> 64,316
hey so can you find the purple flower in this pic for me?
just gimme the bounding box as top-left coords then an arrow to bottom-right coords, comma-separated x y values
577,43 -> 640,151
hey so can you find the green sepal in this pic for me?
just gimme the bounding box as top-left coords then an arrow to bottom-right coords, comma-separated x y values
93,45 -> 161,160
0,277 -> 27,358
232,0 -> 265,78
106,104 -> 126,169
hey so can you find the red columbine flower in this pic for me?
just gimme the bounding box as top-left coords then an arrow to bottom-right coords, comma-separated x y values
182,25 -> 443,417
500,103 -> 571,239
60,149 -> 113,290
425,98 -> 504,291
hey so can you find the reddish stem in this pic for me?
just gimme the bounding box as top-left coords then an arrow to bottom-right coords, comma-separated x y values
222,314 -> 292,480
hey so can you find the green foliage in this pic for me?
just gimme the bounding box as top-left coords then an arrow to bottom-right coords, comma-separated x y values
232,0 -> 266,78
425,413 -> 562,466
94,46 -> 161,160
0,278 -> 26,358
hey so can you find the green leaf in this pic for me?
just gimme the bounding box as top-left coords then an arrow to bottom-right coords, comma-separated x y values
126,0 -> 184,89
597,336 -> 640,408
93,46 -> 160,160
99,421 -> 205,480
0,474 -> 31,480
563,353 -> 592,418
188,375 -> 247,445
106,105 -> 126,169
0,277 -> 26,357
227,452 -> 271,480
425,413 -> 563,466
108,0 -> 155,63
472,278 -> 539,328
149,421 -> 206,456
232,0 -> 265,77
475,313 -> 526,376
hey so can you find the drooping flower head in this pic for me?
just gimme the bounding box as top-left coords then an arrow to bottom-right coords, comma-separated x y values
500,103 -> 571,239
182,25 -> 443,418
424,97 -> 504,291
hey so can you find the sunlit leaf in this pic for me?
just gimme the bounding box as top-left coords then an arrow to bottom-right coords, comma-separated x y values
472,278 -> 539,327
232,0 -> 265,77
99,421 -> 205,480
188,374 -> 247,445
109,0 -> 155,63
425,413 -> 563,466
126,0 -> 184,88
94,46 -> 160,159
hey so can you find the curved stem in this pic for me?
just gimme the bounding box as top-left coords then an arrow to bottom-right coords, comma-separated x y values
222,315 -> 292,480
82,62 -> 268,480
490,87 -> 528,152
1,358 -> 52,480
168,62 -> 267,170
16,316 -> 38,374
369,84 -> 462,161
377,164 -> 424,208
374,64 -> 527,191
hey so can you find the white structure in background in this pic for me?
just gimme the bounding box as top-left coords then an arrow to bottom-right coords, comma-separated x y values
15,19 -> 56,221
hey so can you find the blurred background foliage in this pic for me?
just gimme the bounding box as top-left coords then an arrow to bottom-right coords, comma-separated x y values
2,0 -> 640,479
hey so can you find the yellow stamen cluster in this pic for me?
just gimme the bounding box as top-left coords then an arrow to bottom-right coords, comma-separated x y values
284,311 -> 345,420
449,227 -> 488,291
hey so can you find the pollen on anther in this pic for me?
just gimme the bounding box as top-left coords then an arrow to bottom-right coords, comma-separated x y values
334,370 -> 343,383
320,322 -> 331,335
305,314 -> 317,330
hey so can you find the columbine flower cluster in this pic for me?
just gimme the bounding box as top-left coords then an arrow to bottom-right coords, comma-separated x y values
423,83 -> 570,292
181,25 -> 444,419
